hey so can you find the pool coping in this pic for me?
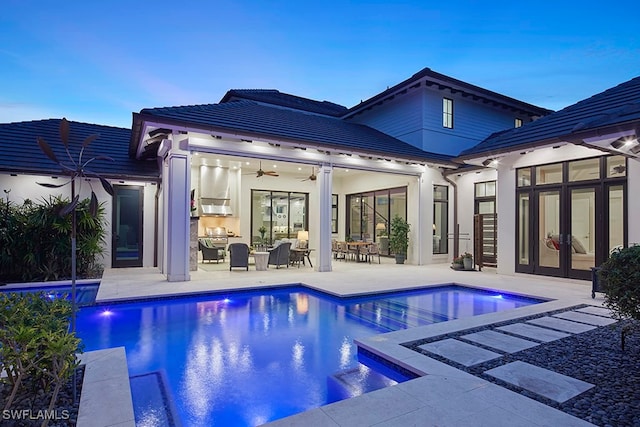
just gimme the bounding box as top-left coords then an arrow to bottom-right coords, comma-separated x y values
77,347 -> 135,427
264,298 -> 598,426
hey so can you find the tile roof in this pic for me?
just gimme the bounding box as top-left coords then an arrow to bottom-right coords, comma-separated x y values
0,119 -> 159,179
135,100 -> 455,164
458,76 -> 640,159
220,89 -> 349,117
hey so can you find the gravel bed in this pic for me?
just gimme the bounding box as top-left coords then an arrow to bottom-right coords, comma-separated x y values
0,366 -> 83,427
405,307 -> 640,427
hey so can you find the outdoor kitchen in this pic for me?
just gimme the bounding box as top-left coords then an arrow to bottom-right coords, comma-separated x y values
193,164 -> 242,242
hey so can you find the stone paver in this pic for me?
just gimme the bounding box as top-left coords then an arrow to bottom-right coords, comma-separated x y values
461,330 -> 538,353
496,323 -> 570,342
527,316 -> 596,333
576,306 -> 613,318
553,311 -> 617,326
485,361 -> 595,403
419,338 -> 501,367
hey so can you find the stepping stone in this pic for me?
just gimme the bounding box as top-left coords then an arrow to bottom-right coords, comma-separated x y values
575,306 -> 615,318
419,338 -> 501,367
461,330 -> 538,353
527,316 -> 596,333
496,323 -> 570,343
485,361 -> 594,403
553,311 -> 617,326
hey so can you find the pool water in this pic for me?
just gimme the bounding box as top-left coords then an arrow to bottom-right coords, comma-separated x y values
0,283 -> 99,306
76,284 -> 542,426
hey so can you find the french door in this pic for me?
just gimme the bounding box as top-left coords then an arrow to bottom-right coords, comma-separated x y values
534,186 -> 599,280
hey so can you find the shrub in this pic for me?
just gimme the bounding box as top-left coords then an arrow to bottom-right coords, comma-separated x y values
598,245 -> 640,349
0,292 -> 82,413
0,195 -> 106,283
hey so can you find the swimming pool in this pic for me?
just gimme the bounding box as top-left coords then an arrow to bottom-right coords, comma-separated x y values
76,284 -> 543,426
0,283 -> 99,306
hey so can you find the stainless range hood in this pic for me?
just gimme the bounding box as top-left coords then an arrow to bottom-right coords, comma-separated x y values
199,165 -> 234,216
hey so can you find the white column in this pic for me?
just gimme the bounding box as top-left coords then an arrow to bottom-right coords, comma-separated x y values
317,164 -> 333,272
164,138 -> 191,282
628,158 -> 640,245
417,170 -> 433,265
496,163 -> 516,275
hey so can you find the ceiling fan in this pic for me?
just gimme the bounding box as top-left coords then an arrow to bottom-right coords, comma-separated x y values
301,167 -> 317,181
255,161 -> 278,177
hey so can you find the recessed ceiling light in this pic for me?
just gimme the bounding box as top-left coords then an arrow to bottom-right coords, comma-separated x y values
298,167 -> 302,171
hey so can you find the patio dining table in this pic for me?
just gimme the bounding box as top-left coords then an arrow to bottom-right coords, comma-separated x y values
346,241 -> 372,262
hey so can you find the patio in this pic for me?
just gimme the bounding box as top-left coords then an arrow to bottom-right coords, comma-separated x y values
94,262 -> 602,426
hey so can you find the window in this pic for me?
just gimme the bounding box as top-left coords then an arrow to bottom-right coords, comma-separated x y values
569,158 -> 600,181
517,168 -> 532,187
251,190 -> 308,245
474,181 -> 496,198
442,98 -> 453,129
535,163 -> 562,185
515,118 -> 523,128
346,187 -> 406,255
331,194 -> 338,233
433,185 -> 448,254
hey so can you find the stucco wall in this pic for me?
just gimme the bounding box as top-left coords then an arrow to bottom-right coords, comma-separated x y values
0,173 -> 157,270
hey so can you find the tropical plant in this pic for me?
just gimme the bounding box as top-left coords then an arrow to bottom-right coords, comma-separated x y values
0,195 -> 106,283
0,292 -> 81,415
389,216 -> 410,263
598,245 -> 640,349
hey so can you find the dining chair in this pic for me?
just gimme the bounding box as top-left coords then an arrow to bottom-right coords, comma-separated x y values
368,242 -> 381,264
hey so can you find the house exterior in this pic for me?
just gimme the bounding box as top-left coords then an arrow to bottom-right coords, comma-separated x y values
1,68 -> 638,284
344,68 -> 550,155
456,76 -> 640,280
0,120 -> 159,270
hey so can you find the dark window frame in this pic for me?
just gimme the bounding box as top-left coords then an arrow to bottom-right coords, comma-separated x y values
443,97 -> 454,129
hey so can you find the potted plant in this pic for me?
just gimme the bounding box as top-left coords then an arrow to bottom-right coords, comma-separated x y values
451,256 -> 464,270
389,215 -> 410,264
462,252 -> 474,270
258,225 -> 267,243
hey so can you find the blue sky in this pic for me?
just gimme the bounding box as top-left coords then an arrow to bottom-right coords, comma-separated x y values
2,1 -> 639,128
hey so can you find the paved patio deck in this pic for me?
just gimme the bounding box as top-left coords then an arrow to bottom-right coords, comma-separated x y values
97,259 -> 601,426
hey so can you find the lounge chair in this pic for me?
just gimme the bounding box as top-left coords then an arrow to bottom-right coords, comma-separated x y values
198,238 -> 225,263
229,243 -> 250,271
268,242 -> 291,268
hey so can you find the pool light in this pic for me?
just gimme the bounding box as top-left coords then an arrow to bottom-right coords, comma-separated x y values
100,309 -> 114,317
